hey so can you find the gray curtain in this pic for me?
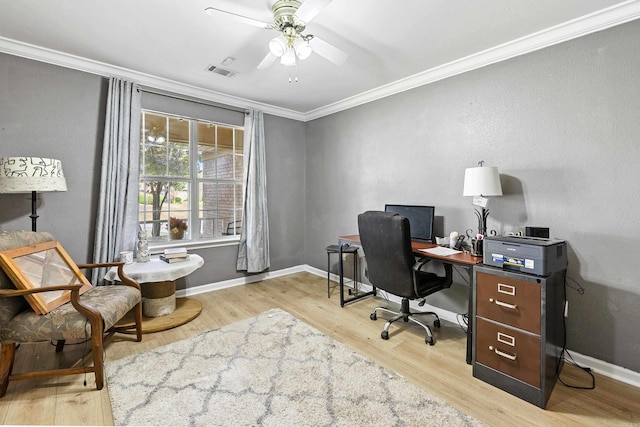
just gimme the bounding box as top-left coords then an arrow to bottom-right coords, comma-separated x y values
237,110 -> 270,273
92,78 -> 141,284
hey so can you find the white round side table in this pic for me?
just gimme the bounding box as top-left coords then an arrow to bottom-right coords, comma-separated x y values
104,254 -> 204,333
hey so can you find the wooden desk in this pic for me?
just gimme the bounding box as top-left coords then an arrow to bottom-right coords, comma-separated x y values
338,234 -> 482,364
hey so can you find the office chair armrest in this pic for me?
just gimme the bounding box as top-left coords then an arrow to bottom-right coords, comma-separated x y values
412,259 -> 454,292
412,258 -> 432,294
412,257 -> 431,273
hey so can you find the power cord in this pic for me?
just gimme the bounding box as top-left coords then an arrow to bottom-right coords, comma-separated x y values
557,271 -> 595,390
566,275 -> 585,295
557,348 -> 595,390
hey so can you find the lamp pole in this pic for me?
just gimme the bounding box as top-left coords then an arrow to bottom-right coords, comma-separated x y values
30,191 -> 38,232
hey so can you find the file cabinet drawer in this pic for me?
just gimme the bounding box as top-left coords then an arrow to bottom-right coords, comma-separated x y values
476,271 -> 541,334
475,317 -> 541,387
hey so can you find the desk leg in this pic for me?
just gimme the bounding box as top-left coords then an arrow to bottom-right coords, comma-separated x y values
466,268 -> 473,365
338,243 -> 376,307
339,244 -> 345,307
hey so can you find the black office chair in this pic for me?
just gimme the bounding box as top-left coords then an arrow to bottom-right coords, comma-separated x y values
358,210 -> 453,345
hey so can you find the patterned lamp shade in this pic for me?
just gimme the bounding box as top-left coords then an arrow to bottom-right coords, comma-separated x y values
0,157 -> 67,193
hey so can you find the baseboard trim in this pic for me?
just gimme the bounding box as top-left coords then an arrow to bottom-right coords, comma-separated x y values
175,265 -> 308,297
176,263 -> 640,389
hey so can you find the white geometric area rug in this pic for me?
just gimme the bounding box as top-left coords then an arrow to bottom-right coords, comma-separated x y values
105,308 -> 481,427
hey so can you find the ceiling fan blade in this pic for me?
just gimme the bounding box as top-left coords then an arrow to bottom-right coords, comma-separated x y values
204,7 -> 271,28
295,0 -> 334,23
257,52 -> 278,69
309,36 -> 348,66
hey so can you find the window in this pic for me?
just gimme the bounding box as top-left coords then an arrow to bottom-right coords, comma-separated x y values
139,110 -> 244,244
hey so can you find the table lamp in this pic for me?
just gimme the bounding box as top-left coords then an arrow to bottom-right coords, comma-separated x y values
0,157 -> 67,231
463,161 -> 502,236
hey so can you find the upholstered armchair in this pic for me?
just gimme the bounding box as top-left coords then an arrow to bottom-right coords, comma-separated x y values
0,230 -> 142,397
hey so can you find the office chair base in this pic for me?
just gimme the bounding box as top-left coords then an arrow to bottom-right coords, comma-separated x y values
370,299 -> 440,345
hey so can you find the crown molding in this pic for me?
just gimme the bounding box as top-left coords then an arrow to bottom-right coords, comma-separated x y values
1,1 -> 639,122
0,36 -> 306,122
304,0 -> 640,121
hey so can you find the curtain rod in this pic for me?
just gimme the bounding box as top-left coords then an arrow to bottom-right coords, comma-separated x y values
139,86 -> 247,114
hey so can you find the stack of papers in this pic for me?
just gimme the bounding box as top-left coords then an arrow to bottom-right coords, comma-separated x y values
419,247 -> 462,256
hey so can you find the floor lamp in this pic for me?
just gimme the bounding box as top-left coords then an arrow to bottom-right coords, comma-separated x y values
463,161 -> 502,236
0,157 -> 67,232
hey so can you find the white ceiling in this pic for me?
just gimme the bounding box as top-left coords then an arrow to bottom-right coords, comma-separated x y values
1,0 -> 639,120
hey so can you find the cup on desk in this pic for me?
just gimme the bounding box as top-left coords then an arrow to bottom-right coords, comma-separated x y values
119,251 -> 134,264
435,236 -> 448,246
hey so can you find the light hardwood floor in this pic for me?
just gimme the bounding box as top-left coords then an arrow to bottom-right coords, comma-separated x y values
0,271 -> 638,426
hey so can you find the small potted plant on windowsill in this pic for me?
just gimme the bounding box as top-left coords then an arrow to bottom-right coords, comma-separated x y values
169,217 -> 188,240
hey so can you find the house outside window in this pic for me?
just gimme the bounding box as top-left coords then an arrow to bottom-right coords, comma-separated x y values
139,110 -> 243,244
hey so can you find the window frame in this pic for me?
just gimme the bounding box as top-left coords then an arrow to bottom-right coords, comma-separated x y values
139,109 -> 244,251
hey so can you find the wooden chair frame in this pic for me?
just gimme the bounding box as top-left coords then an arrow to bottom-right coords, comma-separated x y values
0,262 -> 142,397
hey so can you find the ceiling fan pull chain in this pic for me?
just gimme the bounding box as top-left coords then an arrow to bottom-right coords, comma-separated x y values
288,66 -> 299,83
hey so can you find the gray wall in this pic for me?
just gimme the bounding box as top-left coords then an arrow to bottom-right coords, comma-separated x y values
0,54 -> 107,262
2,18 -> 639,374
304,20 -> 640,372
0,53 -> 307,291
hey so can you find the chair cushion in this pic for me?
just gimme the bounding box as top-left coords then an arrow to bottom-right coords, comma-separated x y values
0,230 -> 55,325
0,285 -> 141,342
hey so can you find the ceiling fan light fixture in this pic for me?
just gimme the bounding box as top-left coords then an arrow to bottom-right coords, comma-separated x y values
268,36 -> 287,57
280,47 -> 297,66
293,37 -> 312,60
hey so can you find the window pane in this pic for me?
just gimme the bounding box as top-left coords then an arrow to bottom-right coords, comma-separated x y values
167,117 -> 190,178
234,128 -> 243,181
139,179 -> 190,240
198,122 -> 216,180
216,126 -> 234,180
141,113 -> 168,176
200,181 -> 217,237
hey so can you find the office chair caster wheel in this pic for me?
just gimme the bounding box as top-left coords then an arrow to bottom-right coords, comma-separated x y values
381,331 -> 389,340
370,313 -> 377,321
433,319 -> 441,328
426,336 -> 434,346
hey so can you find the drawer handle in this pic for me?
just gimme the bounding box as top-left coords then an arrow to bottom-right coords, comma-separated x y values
489,298 -> 518,310
489,345 -> 517,361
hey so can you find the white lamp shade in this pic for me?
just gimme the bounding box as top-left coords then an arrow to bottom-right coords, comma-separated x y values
268,36 -> 287,57
280,47 -> 297,66
463,166 -> 502,196
293,37 -> 312,60
0,157 -> 67,193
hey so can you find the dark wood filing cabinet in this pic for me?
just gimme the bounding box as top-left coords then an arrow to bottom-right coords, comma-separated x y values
472,264 -> 566,408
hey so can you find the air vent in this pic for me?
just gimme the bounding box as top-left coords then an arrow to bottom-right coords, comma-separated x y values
206,65 -> 237,78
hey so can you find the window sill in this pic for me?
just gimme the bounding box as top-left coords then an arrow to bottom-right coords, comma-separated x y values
149,236 -> 240,254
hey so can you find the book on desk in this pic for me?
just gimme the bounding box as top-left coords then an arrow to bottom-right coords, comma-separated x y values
160,248 -> 189,263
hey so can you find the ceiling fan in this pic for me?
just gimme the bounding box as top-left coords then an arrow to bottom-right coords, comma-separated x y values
205,0 -> 348,71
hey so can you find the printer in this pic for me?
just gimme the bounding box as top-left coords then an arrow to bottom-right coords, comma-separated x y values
482,235 -> 567,276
